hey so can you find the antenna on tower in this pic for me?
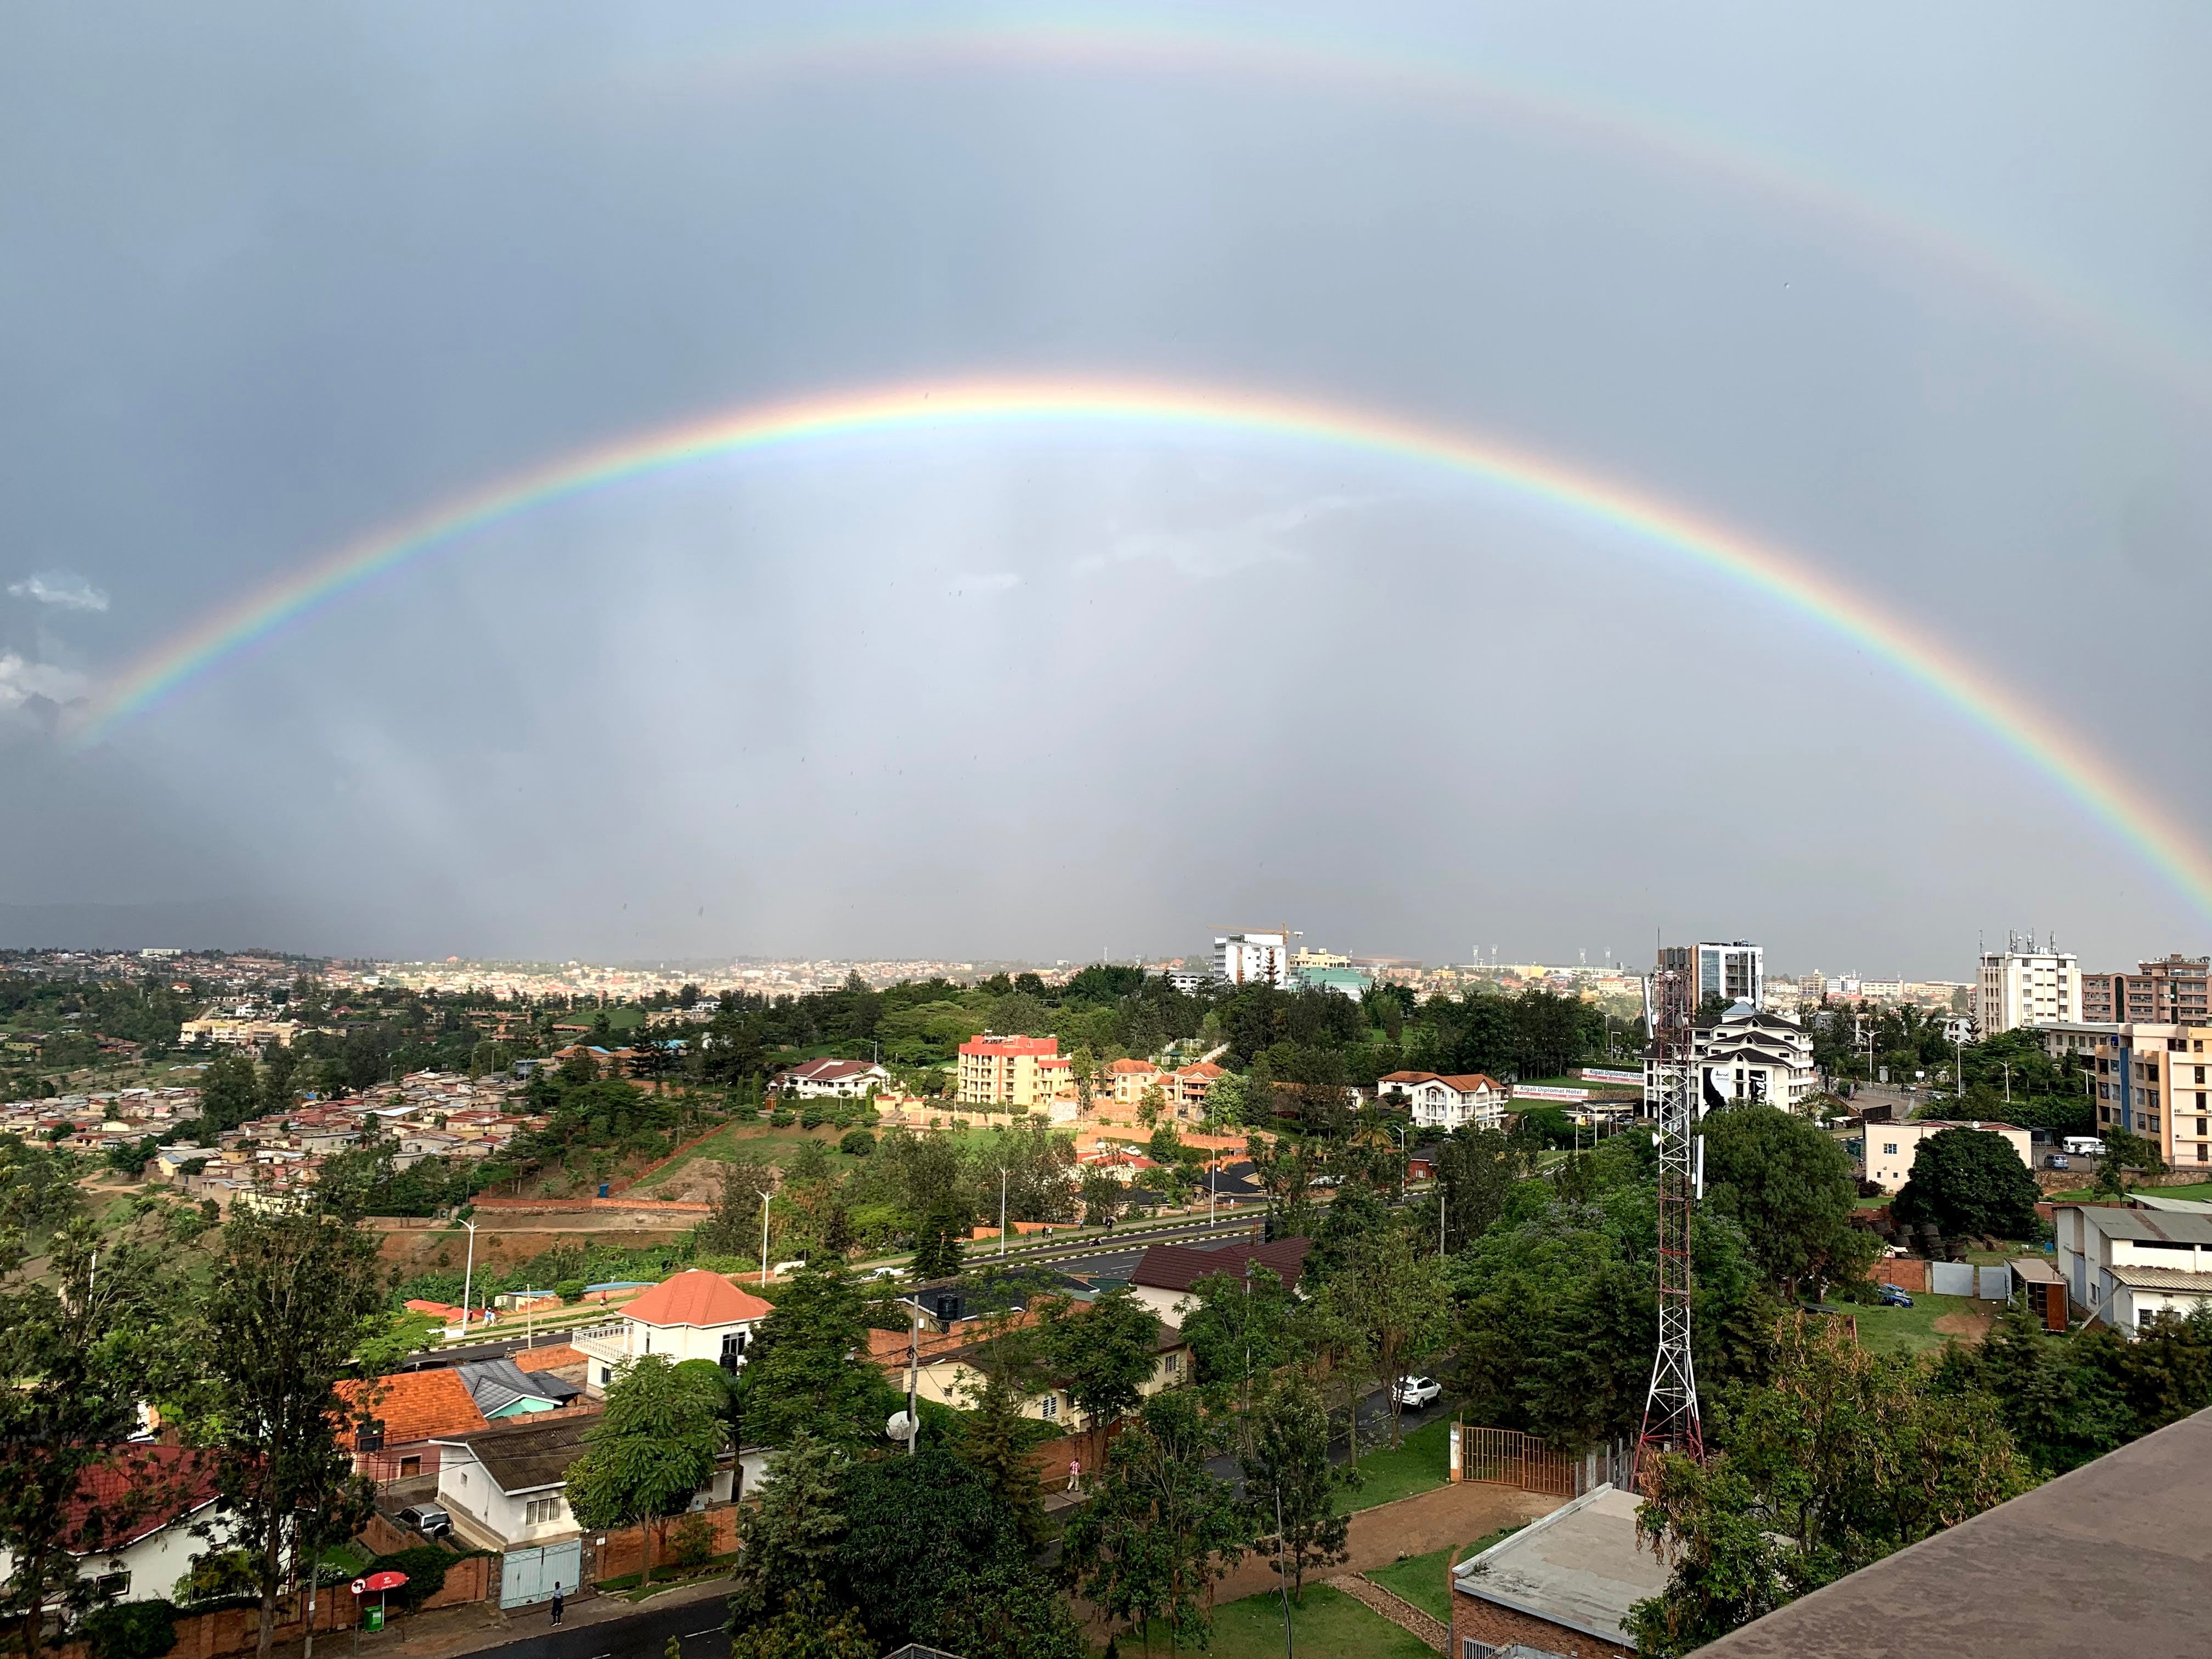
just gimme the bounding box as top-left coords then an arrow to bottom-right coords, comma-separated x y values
1638,944 -> 1703,1477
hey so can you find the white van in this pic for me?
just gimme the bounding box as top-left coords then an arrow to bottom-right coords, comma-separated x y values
2063,1136 -> 2104,1156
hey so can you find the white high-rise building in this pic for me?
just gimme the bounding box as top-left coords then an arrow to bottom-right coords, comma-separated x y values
1978,934 -> 2079,1034
1215,930 -> 1292,988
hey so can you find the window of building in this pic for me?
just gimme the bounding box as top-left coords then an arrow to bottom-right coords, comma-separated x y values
398,1455 -> 421,1479
720,1331 -> 747,1370
1040,1394 -> 1057,1420
1883,1143 -> 1898,1155
92,1572 -> 129,1601
600,1366 -> 613,1386
524,1497 -> 563,1526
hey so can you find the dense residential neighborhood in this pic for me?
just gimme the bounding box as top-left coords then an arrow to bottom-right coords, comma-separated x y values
2,934 -> 2210,1659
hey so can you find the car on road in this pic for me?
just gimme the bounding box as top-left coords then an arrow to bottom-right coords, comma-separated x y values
396,1504 -> 450,1540
2045,1154 -> 2070,1170
1391,1374 -> 1443,1408
1876,1285 -> 1914,1308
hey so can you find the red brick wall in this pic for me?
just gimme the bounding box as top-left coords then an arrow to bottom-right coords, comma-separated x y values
1451,1586 -> 1632,1659
590,1505 -> 741,1582
1867,1257 -> 1928,1292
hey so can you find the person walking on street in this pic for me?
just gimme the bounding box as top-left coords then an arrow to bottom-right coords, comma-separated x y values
550,1585 -> 564,1627
1066,1457 -> 1081,1493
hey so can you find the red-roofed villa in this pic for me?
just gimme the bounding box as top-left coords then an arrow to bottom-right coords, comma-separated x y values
573,1269 -> 773,1395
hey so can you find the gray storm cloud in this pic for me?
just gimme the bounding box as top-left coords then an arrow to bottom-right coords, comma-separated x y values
1,1 -> 2207,970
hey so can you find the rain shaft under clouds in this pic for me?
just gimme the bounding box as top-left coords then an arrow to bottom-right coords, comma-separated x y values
2,2 -> 2209,971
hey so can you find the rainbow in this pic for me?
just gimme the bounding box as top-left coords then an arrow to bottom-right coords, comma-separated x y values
641,14 -> 2212,413
67,375 -> 2212,917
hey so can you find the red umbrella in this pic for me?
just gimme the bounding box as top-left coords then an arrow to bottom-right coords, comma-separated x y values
360,1572 -> 409,1593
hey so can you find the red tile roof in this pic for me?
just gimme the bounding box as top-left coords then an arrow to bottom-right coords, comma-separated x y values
1107,1059 -> 1159,1075
622,1269 -> 774,1329
1377,1070 -> 1440,1085
335,1367 -> 488,1447
61,1448 -> 223,1552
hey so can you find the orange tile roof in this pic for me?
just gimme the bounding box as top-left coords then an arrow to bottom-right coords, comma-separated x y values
1107,1059 -> 1159,1074
509,1343 -> 584,1372
336,1368 -> 488,1447
622,1269 -> 774,1328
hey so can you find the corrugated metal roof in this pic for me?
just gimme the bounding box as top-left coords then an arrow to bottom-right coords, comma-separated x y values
2072,1206 -> 2212,1244
2110,1265 -> 2212,1292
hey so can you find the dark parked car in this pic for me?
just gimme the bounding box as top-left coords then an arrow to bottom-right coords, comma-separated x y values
1877,1285 -> 1914,1308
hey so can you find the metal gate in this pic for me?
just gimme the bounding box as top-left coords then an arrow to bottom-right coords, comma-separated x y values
500,1539 -> 582,1610
1928,1261 -> 1977,1297
1976,1265 -> 2011,1301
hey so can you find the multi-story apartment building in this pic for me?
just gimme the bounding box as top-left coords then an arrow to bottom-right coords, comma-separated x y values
1215,930 -> 1292,988
1977,936 -> 2078,1033
2080,955 -> 2211,1024
956,1034 -> 1071,1109
2041,1021 -> 2212,1169
1658,941 -> 1764,1010
1643,1001 -> 1818,1116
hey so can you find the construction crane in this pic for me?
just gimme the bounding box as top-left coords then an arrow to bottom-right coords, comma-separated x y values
1638,951 -> 1704,1471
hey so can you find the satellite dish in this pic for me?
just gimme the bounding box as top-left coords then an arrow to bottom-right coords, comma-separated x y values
885,1410 -> 917,1443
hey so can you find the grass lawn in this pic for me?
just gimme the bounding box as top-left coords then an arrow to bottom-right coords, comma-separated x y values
1366,1523 -> 1527,1625
2042,1180 -> 2212,1205
1136,1583 -> 1432,1659
1341,1413 -> 1453,1512
1854,1291 -> 1989,1357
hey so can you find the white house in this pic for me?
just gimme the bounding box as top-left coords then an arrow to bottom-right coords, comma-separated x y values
1646,1001 -> 1820,1117
773,1058 -> 890,1099
1863,1119 -> 2032,1193
432,1411 -> 749,1555
573,1269 -> 773,1395
2053,1203 -> 2212,1333
0,1448 -> 229,1611
1375,1071 -> 1508,1132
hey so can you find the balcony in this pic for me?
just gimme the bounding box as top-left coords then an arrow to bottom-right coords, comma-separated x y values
572,1320 -> 630,1367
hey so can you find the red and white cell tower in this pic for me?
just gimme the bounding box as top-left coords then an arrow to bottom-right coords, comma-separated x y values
1638,951 -> 1703,1470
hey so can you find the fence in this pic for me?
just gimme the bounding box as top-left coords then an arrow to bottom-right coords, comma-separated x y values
1451,1425 -> 1638,1498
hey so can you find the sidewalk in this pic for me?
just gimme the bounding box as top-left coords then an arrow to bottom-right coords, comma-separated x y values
265,1575 -> 736,1659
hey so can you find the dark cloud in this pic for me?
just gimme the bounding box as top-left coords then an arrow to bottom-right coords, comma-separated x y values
3,2 -> 2209,973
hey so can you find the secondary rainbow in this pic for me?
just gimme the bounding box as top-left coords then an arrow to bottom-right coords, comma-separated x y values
69,376 -> 2212,918
647,14 -> 2212,412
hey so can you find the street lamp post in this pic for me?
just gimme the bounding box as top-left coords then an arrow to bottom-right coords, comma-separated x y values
759,1192 -> 771,1288
998,1167 -> 1008,1258
455,1220 -> 478,1341
1999,1062 -> 2013,1103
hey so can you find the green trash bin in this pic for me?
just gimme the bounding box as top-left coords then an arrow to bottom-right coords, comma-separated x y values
364,1608 -> 384,1633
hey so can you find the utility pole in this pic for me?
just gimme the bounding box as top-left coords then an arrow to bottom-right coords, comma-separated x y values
1637,950 -> 1703,1475
759,1191 -> 771,1288
456,1220 -> 478,1342
998,1167 -> 1008,1257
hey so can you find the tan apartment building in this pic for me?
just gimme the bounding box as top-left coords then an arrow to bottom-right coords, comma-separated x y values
2041,1022 -> 2212,1166
956,1034 -> 1071,1109
2081,955 -> 2212,1024
1863,1119 -> 2032,1192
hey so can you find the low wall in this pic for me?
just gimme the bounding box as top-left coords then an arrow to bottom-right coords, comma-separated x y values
470,1197 -> 711,1217
1869,1257 -> 1929,1293
591,1505 -> 741,1582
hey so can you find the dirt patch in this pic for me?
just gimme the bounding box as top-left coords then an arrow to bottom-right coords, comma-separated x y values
1931,1311 -> 1994,1342
1212,1482 -> 1551,1605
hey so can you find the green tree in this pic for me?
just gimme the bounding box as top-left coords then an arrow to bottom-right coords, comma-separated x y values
912,1192 -> 969,1280
1892,1126 -> 2042,1239
2092,1127 -> 2166,1199
1179,1265 -> 1295,1437
198,1205 -> 384,1659
1626,1316 -> 2028,1655
563,1354 -> 726,1585
1062,1392 -> 1247,1655
1041,1286 -> 1163,1466
1433,1125 -> 1522,1253
952,1302 -> 1052,1547
1700,1105 -> 1876,1294
736,1262 -> 891,1447
1241,1379 -> 1351,1601
729,1581 -> 876,1659
195,1053 -> 261,1134
726,1431 -> 848,1631
0,1225 -> 180,1659
1309,1226 -> 1451,1448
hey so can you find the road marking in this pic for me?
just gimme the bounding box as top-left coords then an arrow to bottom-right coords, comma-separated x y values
682,1629 -> 721,1639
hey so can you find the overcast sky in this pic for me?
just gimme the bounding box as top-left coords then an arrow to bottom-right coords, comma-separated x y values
3,2 -> 2208,976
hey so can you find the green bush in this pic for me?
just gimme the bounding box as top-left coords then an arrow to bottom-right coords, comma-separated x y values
368,1546 -> 454,1612
669,1513 -> 717,1569
798,1104 -> 829,1130
555,1278 -> 588,1303
767,1109 -> 794,1128
839,1129 -> 877,1158
81,1599 -> 178,1659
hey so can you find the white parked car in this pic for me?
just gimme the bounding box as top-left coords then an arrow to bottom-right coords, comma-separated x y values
1391,1375 -> 1443,1409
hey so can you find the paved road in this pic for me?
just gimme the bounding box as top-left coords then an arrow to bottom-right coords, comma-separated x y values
460,1598 -> 727,1659
397,1324 -> 592,1370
